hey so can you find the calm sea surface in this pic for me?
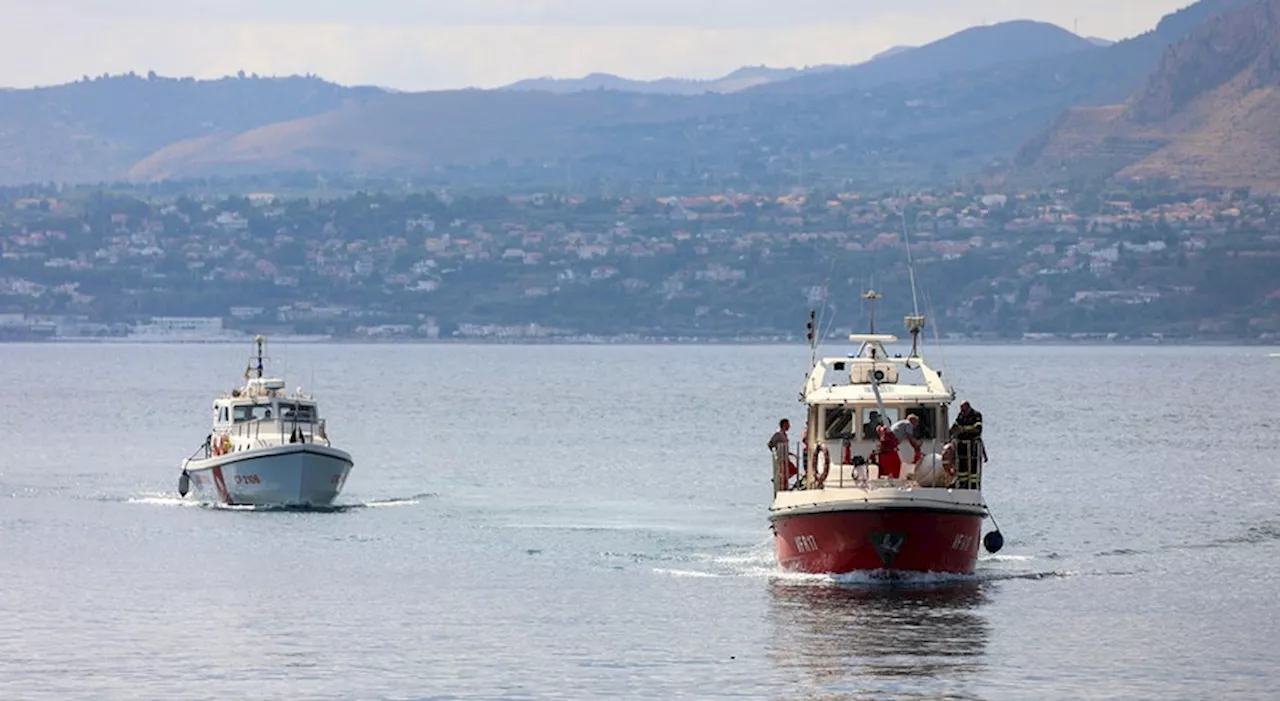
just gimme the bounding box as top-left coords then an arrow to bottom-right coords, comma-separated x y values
0,343 -> 1277,700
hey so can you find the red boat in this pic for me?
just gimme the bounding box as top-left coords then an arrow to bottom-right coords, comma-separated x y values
769,291 -> 1000,577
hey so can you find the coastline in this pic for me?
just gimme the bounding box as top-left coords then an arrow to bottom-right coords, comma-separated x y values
7,335 -> 1278,348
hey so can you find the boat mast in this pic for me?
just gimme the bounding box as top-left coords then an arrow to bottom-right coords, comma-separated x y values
244,335 -> 268,384
862,289 -> 881,335
861,288 -> 890,431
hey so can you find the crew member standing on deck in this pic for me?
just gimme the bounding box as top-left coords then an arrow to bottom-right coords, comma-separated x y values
949,401 -> 986,488
950,402 -> 983,441
768,419 -> 798,484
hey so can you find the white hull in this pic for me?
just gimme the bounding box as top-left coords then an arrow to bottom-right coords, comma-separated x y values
181,444 -> 353,506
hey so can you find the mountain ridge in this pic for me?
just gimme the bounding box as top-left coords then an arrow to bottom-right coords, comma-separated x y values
0,2 -> 1262,189
125,18 -> 1127,184
500,65 -> 839,95
747,20 -> 1101,95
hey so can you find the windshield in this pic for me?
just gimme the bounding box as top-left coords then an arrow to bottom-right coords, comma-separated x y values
276,402 -> 318,423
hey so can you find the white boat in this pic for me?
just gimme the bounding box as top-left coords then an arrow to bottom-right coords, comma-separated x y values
177,336 -> 353,507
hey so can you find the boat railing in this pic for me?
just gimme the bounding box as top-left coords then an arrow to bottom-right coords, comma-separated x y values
771,444 -> 799,494
224,418 -> 332,450
954,438 -> 985,490
774,438 -> 987,492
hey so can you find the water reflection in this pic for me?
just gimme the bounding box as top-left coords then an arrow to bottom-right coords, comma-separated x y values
767,580 -> 991,700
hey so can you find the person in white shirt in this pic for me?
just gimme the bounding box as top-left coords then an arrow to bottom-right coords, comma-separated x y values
889,415 -> 923,464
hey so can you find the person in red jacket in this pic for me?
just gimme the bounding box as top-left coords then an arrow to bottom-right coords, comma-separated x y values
874,424 -> 903,479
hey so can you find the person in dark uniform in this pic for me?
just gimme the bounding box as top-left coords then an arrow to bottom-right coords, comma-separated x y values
949,402 -> 986,488
950,402 -> 983,440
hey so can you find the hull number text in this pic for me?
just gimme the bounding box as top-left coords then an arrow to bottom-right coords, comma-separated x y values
234,475 -> 261,485
793,535 -> 819,553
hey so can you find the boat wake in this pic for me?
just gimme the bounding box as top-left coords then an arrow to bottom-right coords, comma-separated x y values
125,491 -> 437,512
125,494 -> 204,508
648,539 -> 1075,586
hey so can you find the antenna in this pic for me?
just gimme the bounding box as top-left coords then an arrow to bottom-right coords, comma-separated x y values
899,206 -> 921,318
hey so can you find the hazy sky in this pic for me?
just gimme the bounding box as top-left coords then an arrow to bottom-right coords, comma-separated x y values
0,0 -> 1197,90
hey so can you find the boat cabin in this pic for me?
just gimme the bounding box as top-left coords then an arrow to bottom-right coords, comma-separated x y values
776,332 -> 979,490
213,397 -> 320,428
207,376 -> 327,454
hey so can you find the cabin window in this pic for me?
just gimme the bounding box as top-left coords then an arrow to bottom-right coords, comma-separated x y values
861,407 -> 899,440
232,405 -> 274,422
905,406 -> 938,440
823,407 -> 855,440
276,402 -> 317,423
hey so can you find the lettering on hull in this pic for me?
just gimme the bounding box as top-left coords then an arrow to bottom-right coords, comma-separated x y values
793,535 -> 818,553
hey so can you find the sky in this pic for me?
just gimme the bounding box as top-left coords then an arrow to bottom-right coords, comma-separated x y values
0,0 -> 1198,91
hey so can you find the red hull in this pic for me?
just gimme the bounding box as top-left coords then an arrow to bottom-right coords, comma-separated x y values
772,508 -> 984,575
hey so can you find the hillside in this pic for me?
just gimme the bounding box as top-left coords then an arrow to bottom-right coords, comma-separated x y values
127,90 -> 744,181
1015,0 -> 1280,191
0,74 -> 380,185
0,1 -> 1258,188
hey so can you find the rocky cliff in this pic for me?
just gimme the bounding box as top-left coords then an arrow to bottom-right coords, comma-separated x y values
1131,0 -> 1280,122
1016,0 -> 1280,191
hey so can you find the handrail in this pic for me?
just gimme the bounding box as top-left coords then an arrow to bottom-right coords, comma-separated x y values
187,438 -> 210,461
954,438 -> 985,490
771,444 -> 784,494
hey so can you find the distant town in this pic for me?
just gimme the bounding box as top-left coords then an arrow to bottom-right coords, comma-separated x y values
1,184 -> 1277,343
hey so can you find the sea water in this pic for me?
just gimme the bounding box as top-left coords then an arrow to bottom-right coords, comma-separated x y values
0,343 -> 1276,700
